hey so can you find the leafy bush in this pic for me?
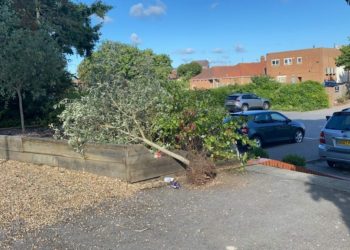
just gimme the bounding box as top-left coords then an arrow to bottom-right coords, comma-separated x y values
153,82 -> 254,163
177,62 -> 202,79
282,154 -> 306,166
196,77 -> 329,112
248,147 -> 269,159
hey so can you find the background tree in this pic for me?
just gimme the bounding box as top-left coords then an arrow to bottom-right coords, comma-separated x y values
11,0 -> 111,56
78,42 -> 172,86
0,0 -> 111,130
177,62 -> 202,79
0,1 -> 68,132
336,44 -> 350,82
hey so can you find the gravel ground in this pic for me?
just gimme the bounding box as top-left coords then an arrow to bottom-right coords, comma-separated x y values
3,166 -> 350,250
0,159 -> 145,246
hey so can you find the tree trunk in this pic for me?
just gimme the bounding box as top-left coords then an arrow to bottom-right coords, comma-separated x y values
16,88 -> 25,133
141,137 -> 190,166
35,0 -> 41,25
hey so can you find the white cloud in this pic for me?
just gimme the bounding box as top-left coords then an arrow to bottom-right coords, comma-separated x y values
177,48 -> 195,55
130,33 -> 142,45
212,48 -> 224,54
182,58 -> 193,63
210,2 -> 219,9
91,14 -> 113,23
234,44 -> 246,53
130,1 -> 166,17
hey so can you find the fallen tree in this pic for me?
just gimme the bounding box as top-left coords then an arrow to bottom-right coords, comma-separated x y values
57,42 -> 252,184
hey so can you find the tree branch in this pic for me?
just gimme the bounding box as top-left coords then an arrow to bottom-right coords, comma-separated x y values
102,124 -> 190,166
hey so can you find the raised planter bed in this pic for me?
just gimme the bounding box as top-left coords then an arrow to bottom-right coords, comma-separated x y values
0,135 -> 185,183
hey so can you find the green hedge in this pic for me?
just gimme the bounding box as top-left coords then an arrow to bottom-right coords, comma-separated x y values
192,76 -> 329,111
282,154 -> 306,166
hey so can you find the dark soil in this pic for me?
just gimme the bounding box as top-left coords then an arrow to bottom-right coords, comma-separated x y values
186,153 -> 217,185
0,127 -> 54,138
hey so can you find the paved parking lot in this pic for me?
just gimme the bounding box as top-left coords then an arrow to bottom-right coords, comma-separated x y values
266,104 -> 350,179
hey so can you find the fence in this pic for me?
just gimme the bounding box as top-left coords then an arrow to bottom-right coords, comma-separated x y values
0,135 -> 184,183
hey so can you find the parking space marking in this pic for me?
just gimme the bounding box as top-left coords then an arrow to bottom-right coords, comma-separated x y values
304,137 -> 319,140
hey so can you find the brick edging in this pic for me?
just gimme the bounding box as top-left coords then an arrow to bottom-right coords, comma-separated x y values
247,158 -> 345,180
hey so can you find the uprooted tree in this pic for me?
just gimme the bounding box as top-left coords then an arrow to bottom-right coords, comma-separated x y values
58,42 -> 253,184
59,42 -> 189,165
57,78 -> 190,165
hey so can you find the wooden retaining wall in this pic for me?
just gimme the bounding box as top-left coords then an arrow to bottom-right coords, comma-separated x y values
0,135 -> 185,183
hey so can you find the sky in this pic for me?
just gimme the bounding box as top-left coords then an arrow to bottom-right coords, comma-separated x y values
68,0 -> 350,74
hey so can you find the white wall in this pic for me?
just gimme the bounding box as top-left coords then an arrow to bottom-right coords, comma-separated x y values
336,66 -> 350,83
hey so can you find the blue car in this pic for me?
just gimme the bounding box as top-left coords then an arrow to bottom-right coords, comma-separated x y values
227,110 -> 306,148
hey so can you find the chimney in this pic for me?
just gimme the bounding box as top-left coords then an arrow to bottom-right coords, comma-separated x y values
260,56 -> 266,62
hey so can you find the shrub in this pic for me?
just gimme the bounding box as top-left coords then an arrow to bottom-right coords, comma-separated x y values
198,77 -> 329,112
153,82 -> 254,163
248,147 -> 269,159
282,154 -> 306,166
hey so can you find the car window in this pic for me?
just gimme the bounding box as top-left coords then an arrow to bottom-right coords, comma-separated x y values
326,113 -> 350,130
254,113 -> 271,123
242,95 -> 251,99
226,95 -> 239,101
271,113 -> 287,122
230,114 -> 254,121
251,94 -> 259,99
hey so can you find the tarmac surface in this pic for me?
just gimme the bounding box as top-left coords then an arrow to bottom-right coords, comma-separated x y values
266,104 -> 350,179
3,165 -> 350,250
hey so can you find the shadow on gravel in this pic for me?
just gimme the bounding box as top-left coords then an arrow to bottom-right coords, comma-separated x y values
306,175 -> 350,232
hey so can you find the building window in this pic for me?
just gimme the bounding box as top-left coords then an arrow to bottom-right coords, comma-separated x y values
276,75 -> 287,83
291,76 -> 296,84
284,58 -> 292,65
297,57 -> 302,64
271,59 -> 280,66
325,67 -> 336,75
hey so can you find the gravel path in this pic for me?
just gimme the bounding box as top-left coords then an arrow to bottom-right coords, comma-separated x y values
2,166 -> 350,249
0,159 -> 142,247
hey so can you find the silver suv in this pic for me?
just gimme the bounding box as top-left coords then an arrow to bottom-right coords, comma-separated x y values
319,108 -> 350,167
225,93 -> 270,112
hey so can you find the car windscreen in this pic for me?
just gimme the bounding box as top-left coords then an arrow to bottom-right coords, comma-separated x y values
230,114 -> 254,121
226,95 -> 239,101
325,112 -> 350,130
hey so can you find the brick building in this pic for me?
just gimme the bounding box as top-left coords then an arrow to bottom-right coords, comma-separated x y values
190,60 -> 265,89
266,48 -> 341,83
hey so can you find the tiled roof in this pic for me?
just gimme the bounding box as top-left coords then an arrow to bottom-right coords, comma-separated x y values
191,62 -> 265,80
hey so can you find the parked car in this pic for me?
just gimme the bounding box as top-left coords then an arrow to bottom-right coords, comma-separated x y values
323,80 -> 338,87
319,108 -> 350,167
228,110 -> 305,148
224,93 -> 270,112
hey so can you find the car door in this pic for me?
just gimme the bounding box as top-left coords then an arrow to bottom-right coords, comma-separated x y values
250,94 -> 263,108
270,112 -> 292,141
252,113 -> 275,143
241,94 -> 252,107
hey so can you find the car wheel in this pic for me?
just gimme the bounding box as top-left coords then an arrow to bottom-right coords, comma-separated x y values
327,160 -> 336,167
241,104 -> 249,112
263,102 -> 270,110
294,129 -> 304,143
253,136 -> 263,148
